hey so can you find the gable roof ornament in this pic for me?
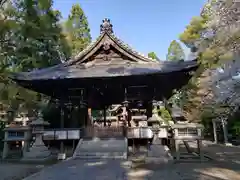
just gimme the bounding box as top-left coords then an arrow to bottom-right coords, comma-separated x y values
65,18 -> 198,66
100,18 -> 113,34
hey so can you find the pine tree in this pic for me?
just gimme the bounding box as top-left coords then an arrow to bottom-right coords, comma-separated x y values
64,3 -> 91,56
12,0 -> 71,71
148,52 -> 159,60
0,0 -> 71,115
166,40 -> 185,61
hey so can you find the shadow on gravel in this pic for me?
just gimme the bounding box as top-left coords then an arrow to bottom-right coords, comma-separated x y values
17,158 -> 240,180
132,161 -> 240,180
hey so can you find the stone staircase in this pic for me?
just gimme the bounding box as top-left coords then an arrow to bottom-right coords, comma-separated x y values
73,137 -> 128,159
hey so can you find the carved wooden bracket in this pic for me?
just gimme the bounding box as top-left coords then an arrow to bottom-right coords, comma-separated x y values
103,42 -> 110,52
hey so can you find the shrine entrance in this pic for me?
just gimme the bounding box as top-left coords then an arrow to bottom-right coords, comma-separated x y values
10,18 -> 198,159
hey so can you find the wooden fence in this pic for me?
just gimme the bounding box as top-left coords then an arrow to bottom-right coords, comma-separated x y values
42,127 -> 155,140
83,126 -> 125,138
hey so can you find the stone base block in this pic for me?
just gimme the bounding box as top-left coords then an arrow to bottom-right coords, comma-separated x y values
57,153 -> 66,160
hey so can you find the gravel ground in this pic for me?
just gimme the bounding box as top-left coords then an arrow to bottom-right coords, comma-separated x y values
1,141 -> 240,180
0,159 -> 240,180
0,163 -> 44,180
11,159 -> 239,180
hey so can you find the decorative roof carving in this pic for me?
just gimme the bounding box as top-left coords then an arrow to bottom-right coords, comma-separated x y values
103,42 -> 111,52
100,18 -> 113,34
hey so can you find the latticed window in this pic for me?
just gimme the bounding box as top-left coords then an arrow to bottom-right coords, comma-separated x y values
8,131 -> 24,138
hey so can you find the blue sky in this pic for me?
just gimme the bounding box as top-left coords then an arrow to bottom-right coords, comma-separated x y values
54,0 -> 206,60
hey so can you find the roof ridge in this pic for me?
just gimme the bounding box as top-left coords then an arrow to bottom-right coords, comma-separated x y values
64,34 -> 105,66
108,33 -> 158,63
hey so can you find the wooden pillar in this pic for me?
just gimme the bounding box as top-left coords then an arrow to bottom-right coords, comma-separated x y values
88,108 -> 92,126
146,101 -> 152,119
80,106 -> 88,127
103,106 -> 107,127
60,104 -> 64,153
122,106 -> 127,125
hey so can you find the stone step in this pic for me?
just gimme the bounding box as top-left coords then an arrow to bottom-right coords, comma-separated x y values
74,152 -> 127,159
73,138 -> 127,160
80,140 -> 126,147
147,144 -> 173,164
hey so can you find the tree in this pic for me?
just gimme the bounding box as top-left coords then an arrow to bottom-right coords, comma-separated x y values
166,40 -> 185,61
179,16 -> 208,50
178,0 -> 240,124
64,3 -> 91,56
13,0 -> 71,71
148,52 -> 159,60
0,0 -> 71,117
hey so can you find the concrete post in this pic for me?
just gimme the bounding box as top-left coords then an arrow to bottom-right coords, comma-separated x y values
103,106 -> 106,127
2,131 -> 8,159
22,130 -> 30,156
221,118 -> 230,145
175,139 -> 180,161
212,119 -> 218,144
197,139 -> 203,162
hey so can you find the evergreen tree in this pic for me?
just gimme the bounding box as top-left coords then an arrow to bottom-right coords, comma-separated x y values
0,0 -> 71,115
148,52 -> 159,60
178,0 -> 239,123
166,40 -> 185,61
64,3 -> 91,56
12,0 -> 71,71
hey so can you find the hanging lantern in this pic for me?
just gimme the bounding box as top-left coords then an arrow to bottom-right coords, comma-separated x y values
152,99 -> 158,107
122,100 -> 129,107
55,99 -> 60,108
137,100 -> 143,107
66,102 -> 72,109
79,101 -> 87,109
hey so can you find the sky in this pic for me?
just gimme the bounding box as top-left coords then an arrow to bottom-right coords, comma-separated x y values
53,0 -> 207,60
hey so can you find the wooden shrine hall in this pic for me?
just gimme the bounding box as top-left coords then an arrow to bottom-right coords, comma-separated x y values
10,18 -> 198,130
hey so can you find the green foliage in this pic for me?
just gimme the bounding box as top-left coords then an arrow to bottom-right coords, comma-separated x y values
227,110 -> 240,137
13,0 -> 71,70
179,16 -> 207,47
0,0 -> 72,115
64,3 -> 91,56
230,121 -> 240,137
166,40 -> 185,61
177,0 -> 240,124
158,107 -> 172,124
148,52 -> 159,60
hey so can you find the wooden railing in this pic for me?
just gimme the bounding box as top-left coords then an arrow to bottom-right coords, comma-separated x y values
43,128 -> 83,140
127,127 -> 153,139
42,127 -> 156,140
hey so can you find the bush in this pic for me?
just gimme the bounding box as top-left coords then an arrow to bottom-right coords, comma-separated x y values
158,107 -> 172,124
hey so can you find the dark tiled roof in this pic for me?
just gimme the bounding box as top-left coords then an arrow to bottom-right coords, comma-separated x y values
10,60 -> 197,81
10,19 -> 198,82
